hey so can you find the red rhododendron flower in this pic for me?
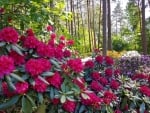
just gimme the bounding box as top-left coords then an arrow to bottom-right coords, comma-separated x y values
0,55 -> 15,78
48,39 -> 55,47
67,58 -> 83,73
0,8 -> 4,14
23,36 -> 39,49
91,71 -> 100,80
67,39 -> 74,46
114,110 -> 122,113
0,27 -> 19,43
37,42 -> 54,58
105,68 -> 113,76
90,81 -> 103,92
105,56 -> 114,65
52,98 -> 60,105
73,77 -> 86,90
50,33 -> 56,39
110,80 -> 120,90
103,91 -> 117,105
9,51 -> 25,65
33,78 -> 47,93
57,42 -> 65,49
114,69 -> 121,76
25,58 -> 51,77
46,72 -> 62,89
63,49 -> 71,58
99,77 -> 108,86
84,60 -> 94,69
139,85 -> 150,97
54,47 -> 63,60
81,92 -> 102,109
95,55 -> 103,64
46,25 -> 53,31
59,35 -> 65,40
62,100 -> 76,113
15,82 -> 29,94
132,73 -> 148,80
26,29 -> 34,36
2,82 -> 15,97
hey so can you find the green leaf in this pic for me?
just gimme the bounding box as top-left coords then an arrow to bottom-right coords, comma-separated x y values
36,104 -> 46,113
5,76 -> 16,90
26,95 -> 36,108
120,97 -> 127,110
11,44 -> 23,56
79,105 -> 86,113
106,106 -> 113,113
0,96 -> 20,110
50,87 -> 54,99
0,42 -> 6,47
38,93 -> 43,104
60,95 -> 66,103
38,76 -> 49,85
50,59 -> 60,68
10,73 -> 24,82
81,93 -> 90,100
41,71 -> 54,77
22,96 -> 32,113
140,102 -> 145,113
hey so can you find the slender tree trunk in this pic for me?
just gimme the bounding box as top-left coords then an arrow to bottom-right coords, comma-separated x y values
141,0 -> 147,54
107,0 -> 112,50
102,0 -> 107,55
70,0 -> 74,36
92,0 -> 96,49
98,0 -> 102,48
87,0 -> 92,52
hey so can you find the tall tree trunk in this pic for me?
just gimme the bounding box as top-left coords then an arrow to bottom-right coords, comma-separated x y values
107,0 -> 112,50
87,0 -> 92,52
92,0 -> 96,49
141,0 -> 147,54
102,0 -> 107,55
70,0 -> 74,36
98,0 -> 102,48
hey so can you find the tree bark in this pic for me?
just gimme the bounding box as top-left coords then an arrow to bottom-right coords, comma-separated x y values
141,0 -> 147,54
107,0 -> 112,50
102,0 -> 107,55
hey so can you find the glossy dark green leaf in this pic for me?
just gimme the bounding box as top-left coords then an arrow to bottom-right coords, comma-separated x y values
5,76 -> 16,90
41,71 -> 54,77
0,96 -> 20,110
140,102 -> 145,113
50,87 -> 54,99
38,93 -> 43,104
0,42 -> 6,47
36,104 -> 46,113
22,96 -> 32,113
26,95 -> 36,108
11,44 -> 23,56
10,73 -> 24,82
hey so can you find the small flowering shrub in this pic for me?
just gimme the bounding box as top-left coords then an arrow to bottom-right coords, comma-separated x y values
119,54 -> 150,77
107,50 -> 126,59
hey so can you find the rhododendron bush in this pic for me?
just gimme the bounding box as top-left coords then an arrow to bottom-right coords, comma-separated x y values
0,26 -> 150,113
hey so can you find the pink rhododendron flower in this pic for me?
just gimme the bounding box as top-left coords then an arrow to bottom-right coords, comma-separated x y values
63,49 -> 71,58
81,92 -> 102,109
90,81 -> 103,91
139,85 -> 150,97
67,39 -> 74,46
23,36 -> 39,49
110,79 -> 120,90
62,100 -> 76,113
105,68 -> 113,76
25,58 -> 51,77
52,98 -> 60,105
0,27 -> 19,43
46,25 -> 53,31
114,110 -> 122,113
15,82 -> 29,94
103,91 -> 117,105
48,39 -> 55,47
105,56 -> 114,65
33,78 -> 47,93
73,77 -> 86,90
54,47 -> 63,60
132,73 -> 148,80
67,58 -> 83,73
26,29 -> 34,36
99,77 -> 108,86
95,55 -> 103,64
2,82 -> 15,97
0,56 -> 15,78
37,42 -> 54,58
84,60 -> 94,69
0,8 -> 4,14
91,71 -> 100,80
46,72 -> 62,89
9,51 -> 25,65
114,69 -> 121,76
59,35 -> 65,40
50,33 -> 56,39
